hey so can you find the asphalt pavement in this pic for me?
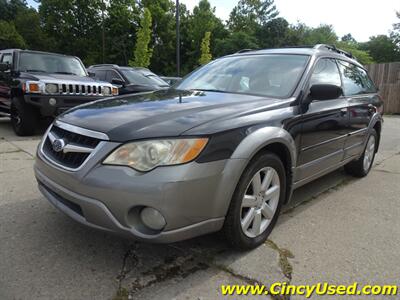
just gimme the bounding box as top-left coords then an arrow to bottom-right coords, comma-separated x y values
1,116 -> 399,300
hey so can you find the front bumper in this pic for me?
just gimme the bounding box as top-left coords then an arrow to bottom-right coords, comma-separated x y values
34,143 -> 247,243
24,94 -> 106,116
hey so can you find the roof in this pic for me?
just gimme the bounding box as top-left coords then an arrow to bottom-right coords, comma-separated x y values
229,44 -> 362,67
0,49 -> 77,58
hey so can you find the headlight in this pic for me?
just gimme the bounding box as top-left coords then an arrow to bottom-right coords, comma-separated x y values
45,83 -> 59,94
112,86 -> 119,95
103,138 -> 208,172
26,82 -> 41,93
103,86 -> 111,95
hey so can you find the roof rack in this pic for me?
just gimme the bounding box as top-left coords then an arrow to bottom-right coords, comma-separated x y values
88,64 -> 119,68
235,49 -> 255,54
314,44 -> 354,59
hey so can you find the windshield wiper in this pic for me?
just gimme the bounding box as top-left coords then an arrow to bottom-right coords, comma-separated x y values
190,88 -> 229,93
53,71 -> 78,75
24,69 -> 46,73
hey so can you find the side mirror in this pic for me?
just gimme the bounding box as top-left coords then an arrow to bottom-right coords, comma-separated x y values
309,84 -> 343,101
112,78 -> 125,86
0,62 -> 10,72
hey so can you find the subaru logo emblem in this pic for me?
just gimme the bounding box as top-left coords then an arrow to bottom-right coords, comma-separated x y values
52,138 -> 66,153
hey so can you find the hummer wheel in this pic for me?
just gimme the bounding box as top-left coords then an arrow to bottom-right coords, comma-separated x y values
11,97 -> 38,136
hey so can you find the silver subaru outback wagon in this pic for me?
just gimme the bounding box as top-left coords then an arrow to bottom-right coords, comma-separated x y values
35,45 -> 383,249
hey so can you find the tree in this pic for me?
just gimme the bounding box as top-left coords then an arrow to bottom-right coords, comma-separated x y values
199,31 -> 212,65
0,20 -> 26,49
336,41 -> 374,65
14,8 -> 51,51
105,0 -> 139,65
141,0 -> 177,74
359,35 -> 400,63
228,0 -> 278,33
256,17 -> 289,48
390,11 -> 400,50
130,7 -> 153,68
304,24 -> 338,45
0,0 -> 28,21
214,31 -> 259,57
341,33 -> 357,44
39,0 -> 104,65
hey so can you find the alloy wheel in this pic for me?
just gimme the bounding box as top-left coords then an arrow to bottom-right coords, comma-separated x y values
240,167 -> 280,238
363,135 -> 376,171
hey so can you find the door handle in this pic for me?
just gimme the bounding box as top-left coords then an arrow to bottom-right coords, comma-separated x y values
340,108 -> 347,116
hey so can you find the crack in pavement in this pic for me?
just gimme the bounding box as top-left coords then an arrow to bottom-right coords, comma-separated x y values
372,169 -> 400,175
265,240 -> 294,281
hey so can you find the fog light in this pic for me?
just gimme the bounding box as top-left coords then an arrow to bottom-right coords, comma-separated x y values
49,98 -> 57,106
140,207 -> 166,230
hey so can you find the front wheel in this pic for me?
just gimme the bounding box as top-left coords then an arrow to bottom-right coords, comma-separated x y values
10,97 -> 38,136
344,129 -> 377,177
223,152 -> 286,249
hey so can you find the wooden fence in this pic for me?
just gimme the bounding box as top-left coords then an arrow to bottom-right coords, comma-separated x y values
365,62 -> 400,114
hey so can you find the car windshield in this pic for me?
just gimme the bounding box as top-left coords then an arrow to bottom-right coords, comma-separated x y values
120,69 -> 155,86
145,74 -> 169,87
18,52 -> 87,76
176,54 -> 309,98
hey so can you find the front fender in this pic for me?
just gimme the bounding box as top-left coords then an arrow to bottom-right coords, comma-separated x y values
231,126 -> 297,167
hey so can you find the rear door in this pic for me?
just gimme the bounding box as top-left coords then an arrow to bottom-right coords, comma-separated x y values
296,58 -> 348,181
336,60 -> 378,159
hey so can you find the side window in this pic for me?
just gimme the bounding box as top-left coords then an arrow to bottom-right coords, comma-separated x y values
93,70 -> 107,81
309,58 -> 341,86
356,67 -> 376,94
106,70 -> 123,83
337,60 -> 376,95
1,53 -> 13,65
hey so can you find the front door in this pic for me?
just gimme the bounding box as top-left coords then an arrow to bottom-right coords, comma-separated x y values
0,52 -> 13,112
296,58 -> 348,181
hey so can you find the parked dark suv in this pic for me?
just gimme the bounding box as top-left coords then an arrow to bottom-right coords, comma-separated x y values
35,45 -> 383,249
0,49 -> 117,136
88,64 -> 169,95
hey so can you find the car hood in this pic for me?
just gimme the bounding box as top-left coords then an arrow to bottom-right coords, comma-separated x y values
58,89 -> 285,141
20,72 -> 104,84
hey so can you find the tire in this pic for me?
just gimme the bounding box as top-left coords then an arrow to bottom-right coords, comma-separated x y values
10,97 -> 38,136
223,152 -> 286,250
344,129 -> 377,178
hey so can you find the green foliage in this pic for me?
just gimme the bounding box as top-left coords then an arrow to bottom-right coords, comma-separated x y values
105,0 -> 139,65
359,35 -> 400,63
1,0 -> 399,73
336,41 -> 374,65
39,0 -> 104,65
199,31 -> 212,65
214,31 -> 259,56
0,20 -> 26,49
228,0 -> 278,33
256,17 -> 289,48
130,7 -> 153,68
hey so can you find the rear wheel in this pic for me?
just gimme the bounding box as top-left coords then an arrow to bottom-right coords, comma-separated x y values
10,97 -> 38,136
344,129 -> 377,177
223,152 -> 286,249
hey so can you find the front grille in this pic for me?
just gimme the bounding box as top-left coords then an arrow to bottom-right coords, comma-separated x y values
59,83 -> 109,96
42,125 -> 101,169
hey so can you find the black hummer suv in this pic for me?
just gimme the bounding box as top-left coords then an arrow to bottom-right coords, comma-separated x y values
0,49 -> 117,136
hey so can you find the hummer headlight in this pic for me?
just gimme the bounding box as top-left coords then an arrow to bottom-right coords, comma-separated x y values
103,87 -> 111,95
45,83 -> 59,94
